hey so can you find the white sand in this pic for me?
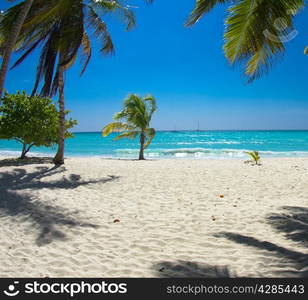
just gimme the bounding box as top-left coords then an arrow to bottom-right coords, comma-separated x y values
0,156 -> 307,278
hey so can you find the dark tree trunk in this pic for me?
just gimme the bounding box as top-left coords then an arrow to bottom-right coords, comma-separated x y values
139,131 -> 145,160
20,143 -> 27,159
0,0 -> 34,99
53,65 -> 65,165
20,142 -> 34,159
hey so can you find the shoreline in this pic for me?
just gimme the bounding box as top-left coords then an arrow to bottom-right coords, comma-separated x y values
1,152 -> 308,161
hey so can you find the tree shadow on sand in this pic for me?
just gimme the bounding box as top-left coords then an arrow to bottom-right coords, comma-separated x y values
0,165 -> 120,246
216,206 -> 308,277
0,157 -> 54,167
268,206 -> 308,248
153,261 -> 231,278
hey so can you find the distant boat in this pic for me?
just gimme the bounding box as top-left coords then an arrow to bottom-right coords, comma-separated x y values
171,124 -> 177,132
196,121 -> 200,131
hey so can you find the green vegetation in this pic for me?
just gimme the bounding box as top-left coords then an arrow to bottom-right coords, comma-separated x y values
0,1 -> 304,163
0,0 -> 34,98
187,0 -> 305,82
246,151 -> 261,165
0,0 -> 137,164
0,91 -> 76,159
102,94 -> 157,160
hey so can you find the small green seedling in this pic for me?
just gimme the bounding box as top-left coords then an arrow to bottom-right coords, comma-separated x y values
246,151 -> 261,165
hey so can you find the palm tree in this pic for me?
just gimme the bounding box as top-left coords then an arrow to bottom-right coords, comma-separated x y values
0,0 -> 136,164
186,0 -> 305,82
0,0 -> 34,98
102,94 -> 157,160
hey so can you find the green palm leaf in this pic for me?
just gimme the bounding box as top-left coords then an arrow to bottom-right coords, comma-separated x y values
113,131 -> 139,141
246,151 -> 261,165
93,0 -> 136,30
187,0 -> 304,82
144,127 -> 156,148
186,0 -> 227,26
80,31 -> 92,75
1,0 -> 136,97
102,122 -> 136,136
86,5 -> 114,55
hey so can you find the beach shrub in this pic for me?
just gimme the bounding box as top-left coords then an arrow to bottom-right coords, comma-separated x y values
246,151 -> 261,165
0,91 -> 77,158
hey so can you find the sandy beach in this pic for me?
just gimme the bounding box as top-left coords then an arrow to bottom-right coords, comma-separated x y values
0,156 -> 307,278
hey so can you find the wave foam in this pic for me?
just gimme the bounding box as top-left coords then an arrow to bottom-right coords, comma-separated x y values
114,148 -> 308,159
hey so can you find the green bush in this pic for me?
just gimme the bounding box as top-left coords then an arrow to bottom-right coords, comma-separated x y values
0,91 -> 77,158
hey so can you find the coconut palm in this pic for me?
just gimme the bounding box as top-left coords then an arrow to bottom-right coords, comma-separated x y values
0,0 -> 34,98
102,94 -> 157,160
0,0 -> 136,164
186,0 -> 305,82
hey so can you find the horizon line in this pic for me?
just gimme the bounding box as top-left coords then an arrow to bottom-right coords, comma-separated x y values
72,129 -> 308,133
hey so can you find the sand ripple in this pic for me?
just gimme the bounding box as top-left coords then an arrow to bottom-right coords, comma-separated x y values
0,157 -> 307,277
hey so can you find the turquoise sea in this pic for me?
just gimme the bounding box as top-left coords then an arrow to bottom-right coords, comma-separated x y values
1,131 -> 308,159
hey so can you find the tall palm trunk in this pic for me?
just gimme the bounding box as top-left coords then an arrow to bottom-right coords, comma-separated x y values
139,131 -> 145,160
0,0 -> 34,99
53,65 -> 66,165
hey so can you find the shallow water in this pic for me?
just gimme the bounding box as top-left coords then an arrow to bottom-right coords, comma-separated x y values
1,130 -> 308,159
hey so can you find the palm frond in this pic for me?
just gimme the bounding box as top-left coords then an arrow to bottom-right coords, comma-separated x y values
32,23 -> 60,96
143,94 -> 157,119
144,127 -> 155,148
121,94 -> 148,129
224,0 -> 261,64
22,0 -> 71,30
224,0 -> 304,81
80,31 -> 92,75
186,0 -> 228,26
245,45 -> 278,82
10,38 -> 43,69
113,130 -> 139,141
86,5 -> 114,55
102,122 -> 136,136
92,0 -> 136,30
186,0 -> 304,81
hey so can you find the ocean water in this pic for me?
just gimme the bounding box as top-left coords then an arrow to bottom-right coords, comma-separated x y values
1,131 -> 308,159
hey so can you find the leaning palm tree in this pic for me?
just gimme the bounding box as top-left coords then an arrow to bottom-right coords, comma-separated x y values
102,94 -> 157,160
0,0 -> 34,98
186,0 -> 305,82
0,0 -> 136,164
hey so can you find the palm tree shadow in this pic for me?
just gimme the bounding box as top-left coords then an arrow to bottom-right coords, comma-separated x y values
0,166 -> 120,246
216,206 -> 308,277
153,261 -> 231,278
0,157 -> 54,167
267,206 -> 308,248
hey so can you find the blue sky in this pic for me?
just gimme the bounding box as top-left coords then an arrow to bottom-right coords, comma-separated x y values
2,0 -> 308,131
